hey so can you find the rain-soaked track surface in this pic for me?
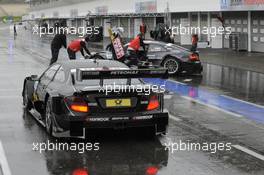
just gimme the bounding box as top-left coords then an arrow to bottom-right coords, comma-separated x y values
0,26 -> 263,175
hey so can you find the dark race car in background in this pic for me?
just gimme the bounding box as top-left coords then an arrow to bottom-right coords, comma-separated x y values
22,59 -> 169,138
102,40 -> 203,75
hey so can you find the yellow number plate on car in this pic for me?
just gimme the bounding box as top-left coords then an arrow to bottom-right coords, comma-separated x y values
106,98 -> 131,107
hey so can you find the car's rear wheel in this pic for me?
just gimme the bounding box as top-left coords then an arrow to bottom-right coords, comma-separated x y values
162,57 -> 180,74
45,99 -> 54,136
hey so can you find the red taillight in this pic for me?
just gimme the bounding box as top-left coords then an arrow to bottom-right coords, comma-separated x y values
72,168 -> 89,175
70,104 -> 88,113
147,95 -> 160,111
189,53 -> 199,61
65,96 -> 89,113
146,166 -> 159,175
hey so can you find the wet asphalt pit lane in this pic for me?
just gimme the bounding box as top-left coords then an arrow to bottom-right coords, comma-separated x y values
22,105 -> 264,175
22,110 -> 169,175
170,63 -> 264,106
163,114 -> 264,174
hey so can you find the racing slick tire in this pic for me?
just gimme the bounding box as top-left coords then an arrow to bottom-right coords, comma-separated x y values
162,57 -> 181,75
45,99 -> 54,137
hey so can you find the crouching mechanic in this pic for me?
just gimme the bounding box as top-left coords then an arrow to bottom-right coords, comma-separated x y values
127,33 -> 146,67
67,38 -> 91,60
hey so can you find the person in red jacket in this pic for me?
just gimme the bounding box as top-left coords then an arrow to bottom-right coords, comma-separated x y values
67,38 -> 91,60
126,33 -> 146,66
128,33 -> 146,55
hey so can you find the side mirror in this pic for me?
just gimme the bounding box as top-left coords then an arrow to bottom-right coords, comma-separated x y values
31,75 -> 38,81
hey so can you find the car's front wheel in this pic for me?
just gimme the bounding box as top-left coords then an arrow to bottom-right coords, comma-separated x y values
45,99 -> 54,136
23,87 -> 32,110
162,57 -> 180,74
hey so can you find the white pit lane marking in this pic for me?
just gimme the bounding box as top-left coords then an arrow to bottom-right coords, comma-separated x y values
181,96 -> 243,118
164,109 -> 182,122
167,79 -> 187,85
232,145 -> 264,161
169,115 -> 182,122
164,95 -> 173,100
165,79 -> 244,118
180,96 -> 264,130
0,141 -> 12,175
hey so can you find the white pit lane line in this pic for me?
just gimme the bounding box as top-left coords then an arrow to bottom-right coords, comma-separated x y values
181,96 -> 244,118
164,94 -> 173,100
167,79 -> 187,86
165,79 -> 244,118
181,95 -> 264,130
0,141 -> 12,175
164,109 -> 182,122
169,115 -> 182,122
232,145 -> 264,161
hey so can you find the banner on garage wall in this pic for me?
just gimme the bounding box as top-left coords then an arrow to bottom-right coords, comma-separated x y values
135,0 -> 157,13
221,0 -> 264,10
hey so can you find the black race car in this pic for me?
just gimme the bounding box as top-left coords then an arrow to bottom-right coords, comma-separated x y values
141,40 -> 203,75
103,40 -> 203,75
22,59 -> 169,138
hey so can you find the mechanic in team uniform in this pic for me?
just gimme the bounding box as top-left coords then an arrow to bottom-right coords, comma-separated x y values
67,38 -> 91,60
127,33 -> 146,66
50,30 -> 67,65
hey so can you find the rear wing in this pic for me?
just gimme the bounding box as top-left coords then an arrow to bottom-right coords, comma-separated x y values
76,68 -> 169,81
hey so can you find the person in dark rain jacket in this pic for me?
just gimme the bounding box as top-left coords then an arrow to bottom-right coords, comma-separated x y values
50,31 -> 67,65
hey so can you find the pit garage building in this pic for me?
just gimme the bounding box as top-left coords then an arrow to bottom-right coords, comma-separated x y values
24,0 -> 264,52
